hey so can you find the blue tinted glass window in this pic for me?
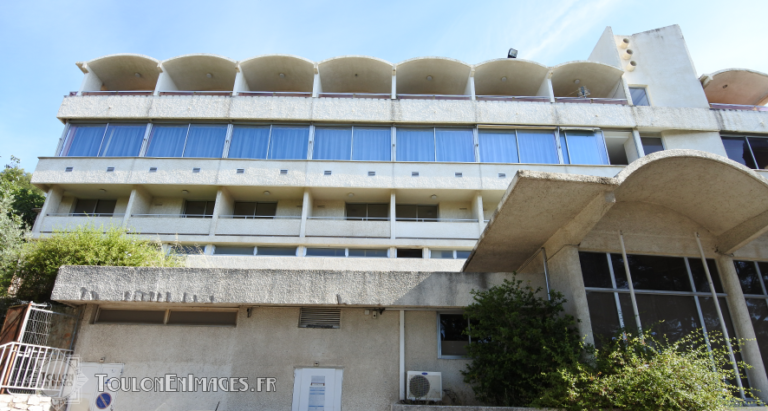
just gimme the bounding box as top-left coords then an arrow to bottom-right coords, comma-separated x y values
641,137 -> 664,155
313,127 -> 352,160
352,127 -> 391,161
228,126 -> 270,159
61,125 -> 106,156
397,129 -> 434,162
562,131 -> 609,165
629,87 -> 650,106
268,126 -> 309,160
517,130 -> 558,164
98,124 -> 145,157
435,129 -> 474,162
479,130 -> 518,163
145,125 -> 188,157
183,124 -> 227,158
721,137 -> 757,169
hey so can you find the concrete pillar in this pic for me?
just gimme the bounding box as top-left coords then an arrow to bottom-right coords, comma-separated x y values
472,192 -> 484,236
717,255 -> 768,400
299,189 -> 312,238
631,129 -> 646,158
390,191 -> 396,240
209,187 -> 233,237
466,69 -> 475,100
32,186 -> 64,234
232,65 -> 250,96
621,77 -> 633,105
154,67 -> 178,96
77,69 -> 103,95
122,186 -> 152,229
546,246 -> 594,345
312,66 -> 321,98
391,69 -> 397,100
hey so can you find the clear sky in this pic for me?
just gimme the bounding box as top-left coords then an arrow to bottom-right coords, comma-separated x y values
2,0 -> 767,171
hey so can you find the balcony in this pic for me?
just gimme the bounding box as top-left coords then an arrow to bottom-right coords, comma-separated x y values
305,217 -> 390,238
710,103 -> 768,112
237,91 -> 311,98
157,91 -> 232,96
555,97 -> 628,105
318,92 -> 390,99
215,215 -> 301,237
40,213 -> 125,233
127,214 -> 212,235
395,218 -> 479,240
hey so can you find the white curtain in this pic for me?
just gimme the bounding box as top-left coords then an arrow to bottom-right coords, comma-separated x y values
269,126 -> 310,160
517,130 -> 559,164
145,125 -> 188,157
61,125 -> 106,156
563,131 -> 609,165
99,124 -> 145,157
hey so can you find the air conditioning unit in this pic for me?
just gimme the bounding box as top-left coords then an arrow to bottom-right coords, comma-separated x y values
406,371 -> 442,401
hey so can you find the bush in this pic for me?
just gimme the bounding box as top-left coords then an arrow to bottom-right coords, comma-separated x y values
533,329 -> 758,411
3,225 -> 182,302
461,277 -> 585,406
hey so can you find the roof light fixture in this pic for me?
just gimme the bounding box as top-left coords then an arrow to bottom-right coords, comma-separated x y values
426,75 -> 433,81
347,193 -> 354,197
501,76 -> 507,82
574,79 -> 580,85
263,191 -> 271,196
134,72 -> 142,78
181,190 -> 189,194
430,195 -> 437,199
279,73 -> 285,78
206,73 -> 213,78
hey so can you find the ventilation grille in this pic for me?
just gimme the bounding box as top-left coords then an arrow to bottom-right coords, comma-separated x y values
106,167 -> 115,172
455,172 -> 463,177
149,167 -> 157,173
280,169 -> 288,175
65,167 -> 73,172
324,170 -> 332,176
498,173 -> 506,178
368,171 -> 376,176
411,171 -> 419,177
299,308 -> 341,329
236,168 -> 245,174
192,168 -> 201,173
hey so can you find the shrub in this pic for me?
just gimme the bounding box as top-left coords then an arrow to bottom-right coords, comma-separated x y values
461,277 -> 585,406
3,225 -> 182,302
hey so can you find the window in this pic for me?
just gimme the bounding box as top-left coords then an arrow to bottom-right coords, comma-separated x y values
214,246 -> 255,255
145,125 -> 189,157
233,202 -> 277,218
734,260 -> 768,374
396,128 -> 475,162
313,126 -> 392,161
98,124 -> 146,157
228,126 -> 270,159
313,127 -> 352,160
479,130 -> 519,163
629,87 -> 650,106
722,135 -> 768,170
168,244 -> 204,255
145,124 -> 227,158
96,308 -> 236,326
167,311 -> 237,326
560,130 -> 609,165
435,129 -> 475,162
96,309 -> 165,324
59,124 -> 107,156
438,313 -> 474,358
641,136 -> 664,155
431,250 -> 471,259
306,248 -> 346,257
345,203 -> 389,220
517,129 -> 559,164
396,205 -> 438,222
184,201 -> 215,218
396,248 -> 423,258
256,246 -> 297,256
303,248 -> 389,258
72,199 -> 117,216
397,128 -> 434,162
348,249 -> 388,258
299,308 -> 341,329
268,126 -> 310,160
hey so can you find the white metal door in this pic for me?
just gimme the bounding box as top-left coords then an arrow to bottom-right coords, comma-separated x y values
67,363 -> 123,411
292,368 -> 343,411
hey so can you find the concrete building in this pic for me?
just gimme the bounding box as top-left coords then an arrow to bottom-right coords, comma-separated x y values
26,24 -> 768,409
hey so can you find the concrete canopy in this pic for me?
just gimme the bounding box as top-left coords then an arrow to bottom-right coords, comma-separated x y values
396,57 -> 471,95
80,54 -> 159,91
239,55 -> 315,93
318,56 -> 393,94
701,68 -> 768,106
160,54 -> 238,91
474,58 -> 549,96
463,150 -> 768,272
550,60 -> 624,98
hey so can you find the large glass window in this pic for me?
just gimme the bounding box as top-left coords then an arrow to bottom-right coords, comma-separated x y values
721,136 -> 763,169
479,130 -> 518,163
60,125 -> 107,157
561,130 -> 609,165
228,126 -> 270,159
629,87 -> 650,106
183,124 -> 227,158
98,124 -> 146,157
352,127 -> 391,161
146,125 -> 189,157
734,260 -> 768,373
435,129 -> 475,162
232,202 -> 277,218
183,201 -> 215,218
438,313 -> 477,358
268,126 -> 310,160
397,128 -> 435,162
396,205 -> 438,221
345,203 -> 388,220
313,127 -> 352,160
517,129 -> 559,164
72,199 -> 117,216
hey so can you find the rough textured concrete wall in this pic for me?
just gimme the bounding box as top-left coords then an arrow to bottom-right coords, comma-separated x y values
186,255 -> 467,272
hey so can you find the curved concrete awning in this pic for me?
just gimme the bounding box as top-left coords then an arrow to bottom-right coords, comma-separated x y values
474,59 -> 549,96
701,68 -> 768,106
80,54 -> 159,91
239,54 -> 315,93
464,150 -> 768,272
396,57 -> 471,95
550,61 -> 624,98
318,56 -> 393,94
161,54 -> 238,91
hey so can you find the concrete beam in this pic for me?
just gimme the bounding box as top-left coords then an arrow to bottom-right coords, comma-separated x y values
542,191 -> 616,259
717,209 -> 768,254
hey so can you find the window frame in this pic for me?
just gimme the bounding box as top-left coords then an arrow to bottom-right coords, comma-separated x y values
628,85 -> 651,107
721,134 -> 768,170
95,306 -> 237,327
437,311 -> 472,359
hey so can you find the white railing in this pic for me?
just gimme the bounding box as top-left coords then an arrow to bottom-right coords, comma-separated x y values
218,215 -> 301,219
395,218 -> 478,222
131,214 -> 212,218
307,216 -> 389,221
0,342 -> 73,396
397,94 -> 471,101
318,92 -> 390,99
46,213 -> 124,218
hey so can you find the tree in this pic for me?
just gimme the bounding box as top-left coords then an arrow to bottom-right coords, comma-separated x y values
1,156 -> 45,228
2,225 -> 182,302
0,192 -> 26,283
461,277 -> 585,406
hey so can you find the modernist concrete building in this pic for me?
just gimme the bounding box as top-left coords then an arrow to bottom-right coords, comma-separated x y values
27,24 -> 768,409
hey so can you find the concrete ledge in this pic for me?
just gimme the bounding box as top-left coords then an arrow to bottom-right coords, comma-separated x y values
52,266 -> 513,307
392,406 -> 558,411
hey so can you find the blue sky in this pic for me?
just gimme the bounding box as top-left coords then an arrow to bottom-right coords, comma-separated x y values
2,0 -> 767,171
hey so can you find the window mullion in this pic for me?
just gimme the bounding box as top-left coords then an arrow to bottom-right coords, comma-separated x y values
266,124 -> 273,160
684,258 -> 714,354
745,137 -> 759,169
605,253 -> 626,329
514,129 -> 521,163
180,124 -> 191,157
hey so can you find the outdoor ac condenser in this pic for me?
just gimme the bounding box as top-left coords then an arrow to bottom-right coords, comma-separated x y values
406,371 -> 442,401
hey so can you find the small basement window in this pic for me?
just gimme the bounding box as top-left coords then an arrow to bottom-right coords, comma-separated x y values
438,313 -> 476,358
214,246 -> 255,255
168,244 -> 204,255
257,246 -> 297,256
306,248 -> 346,257
167,310 -> 237,326
96,308 -> 237,326
96,309 -> 165,324
397,248 -> 423,258
299,308 -> 341,329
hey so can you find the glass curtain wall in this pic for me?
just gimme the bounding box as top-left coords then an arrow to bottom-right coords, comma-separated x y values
60,124 -> 146,157
313,126 -> 391,161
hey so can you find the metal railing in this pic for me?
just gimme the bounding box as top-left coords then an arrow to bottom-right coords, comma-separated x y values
476,95 -> 550,102
397,94 -> 471,101
131,214 -> 213,219
69,90 -> 154,96
308,216 -> 390,221
318,92 -> 391,99
237,91 -> 312,98
555,97 -> 628,105
710,103 -> 768,112
395,218 -> 478,222
218,215 -> 301,219
0,342 -> 74,396
157,91 -> 232,96
46,213 -> 123,218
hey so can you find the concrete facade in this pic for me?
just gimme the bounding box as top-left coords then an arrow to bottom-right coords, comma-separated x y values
36,24 -> 768,410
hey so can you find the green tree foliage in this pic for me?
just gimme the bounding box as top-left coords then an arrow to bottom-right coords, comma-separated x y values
0,192 -> 26,280
1,156 -> 45,228
461,277 -> 585,406
3,225 -> 182,302
533,329 -> 757,410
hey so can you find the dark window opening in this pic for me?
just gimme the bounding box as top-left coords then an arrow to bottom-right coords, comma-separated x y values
184,201 -> 215,218
396,205 -> 438,222
73,199 -> 117,216
346,203 -> 389,220
397,248 -> 423,258
629,87 -> 650,106
641,137 -> 664,155
233,202 -> 277,218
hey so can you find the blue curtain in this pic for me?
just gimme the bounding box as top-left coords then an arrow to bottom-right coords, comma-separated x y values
397,129 -> 434,162
98,124 -> 145,157
228,126 -> 270,159
518,130 -> 559,164
184,124 -> 227,158
145,125 -> 188,157
479,130 -> 518,163
313,127 -> 352,160
352,127 -> 391,161
62,125 -> 106,156
563,131 -> 609,165
436,129 -> 475,162
560,136 -> 570,164
269,126 -> 310,160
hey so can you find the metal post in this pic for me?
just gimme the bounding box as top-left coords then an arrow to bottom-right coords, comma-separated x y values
541,248 -> 551,300
399,310 -> 405,400
618,231 -> 643,339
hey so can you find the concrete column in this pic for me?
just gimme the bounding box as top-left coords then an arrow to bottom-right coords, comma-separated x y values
389,246 -> 397,259
312,66 -> 321,98
546,246 -> 594,345
631,129 -> 646,158
154,67 -> 178,96
466,69 -> 475,100
77,69 -> 103,95
32,186 -> 64,234
717,255 -> 768,400
621,77 -> 633,105
390,191 -> 396,240
122,186 -> 152,229
232,65 -> 250,96
391,69 -> 397,100
472,192 -> 484,236
299,189 -> 312,238
209,187 -> 233,237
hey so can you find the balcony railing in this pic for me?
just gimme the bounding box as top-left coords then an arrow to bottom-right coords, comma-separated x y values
157,91 -> 232,96
395,218 -> 478,222
397,94 -> 471,101
237,91 -> 312,98
219,215 -> 301,219
46,213 -> 124,217
476,95 -> 550,102
555,97 -> 628,105
710,103 -> 768,112
308,216 -> 390,221
68,91 -> 154,97
318,92 -> 391,99
131,214 -> 213,219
